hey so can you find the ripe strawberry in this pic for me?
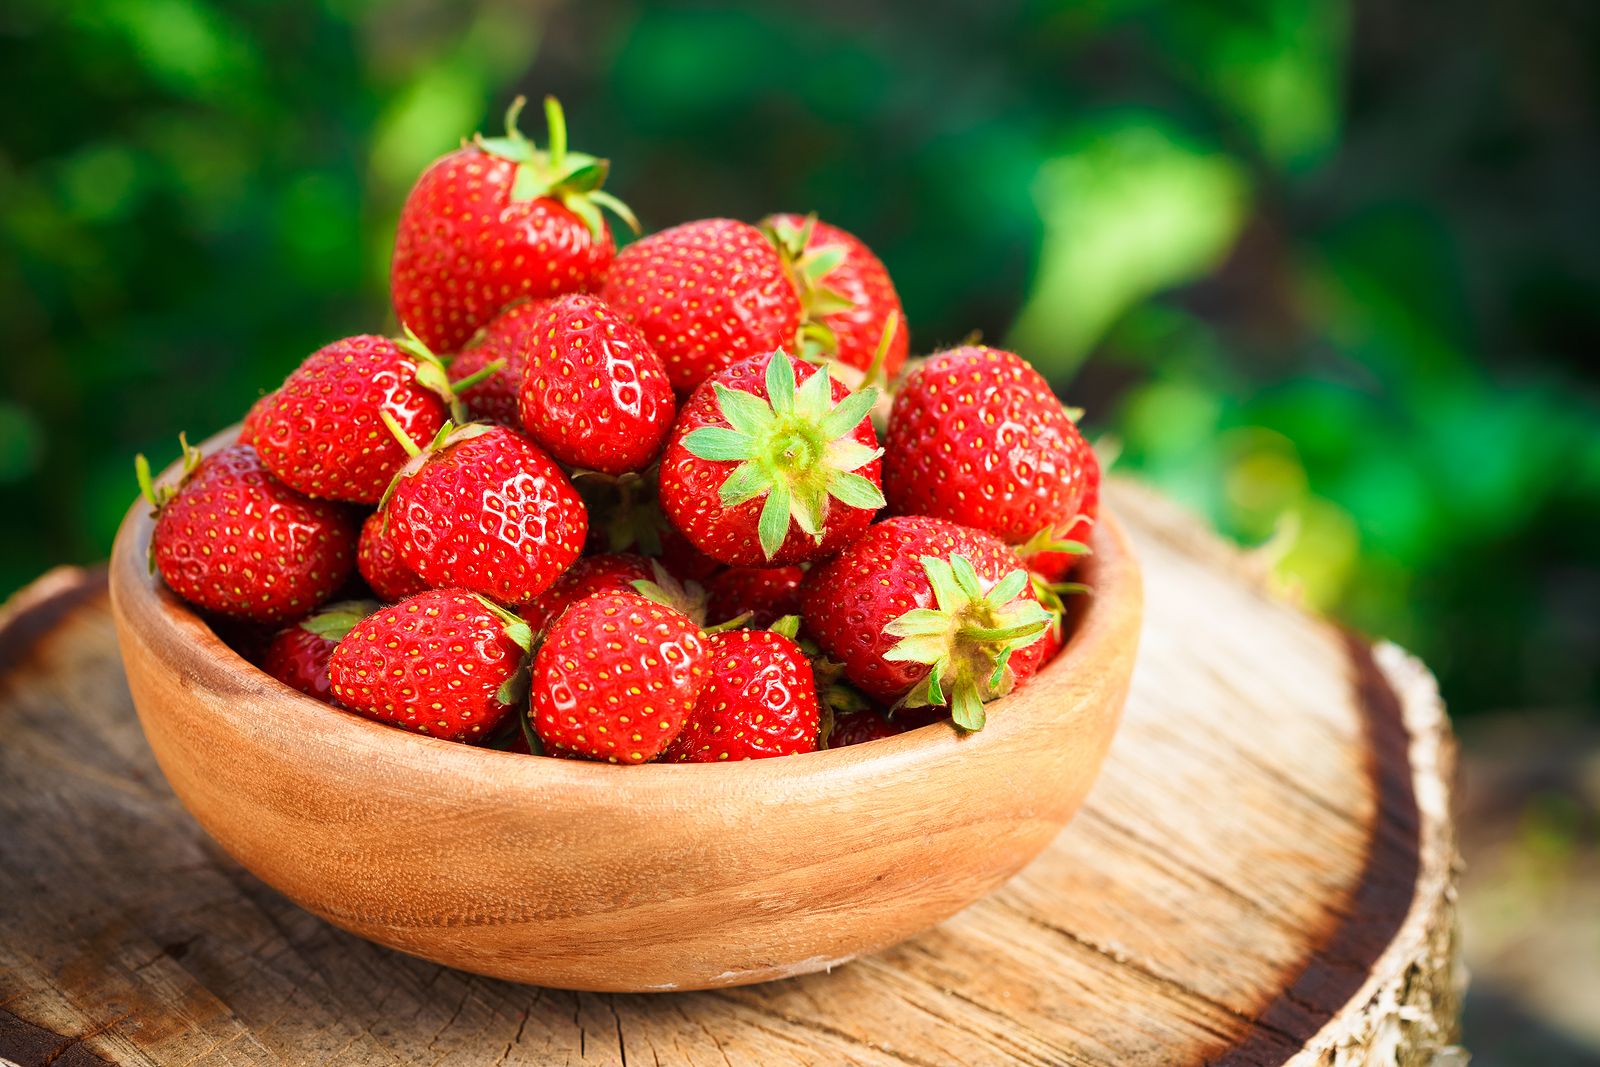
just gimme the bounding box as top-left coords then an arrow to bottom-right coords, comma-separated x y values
237,391 -> 274,446
261,599 -> 379,704
381,423 -> 587,604
657,523 -> 725,583
825,708 -> 908,748
884,346 -> 1097,569
761,214 -> 908,379
137,440 -> 357,624
517,293 -> 675,475
448,299 -> 552,426
801,515 -> 1051,730
659,622 -> 820,762
530,592 -> 710,763
391,97 -> 638,353
1022,446 -> 1100,581
254,334 -> 459,504
356,511 -> 429,602
660,351 -> 884,565
705,565 -> 804,628
518,552 -> 654,634
599,218 -> 802,392
329,589 -> 532,743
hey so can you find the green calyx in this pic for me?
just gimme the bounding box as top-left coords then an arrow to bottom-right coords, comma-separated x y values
376,415 -> 496,517
882,554 -> 1053,732
473,592 -> 535,708
1015,518 -> 1094,564
394,325 -> 497,424
681,352 -> 885,561
629,561 -> 709,625
762,213 -> 858,363
299,599 -> 380,643
135,432 -> 203,516
475,95 -> 639,241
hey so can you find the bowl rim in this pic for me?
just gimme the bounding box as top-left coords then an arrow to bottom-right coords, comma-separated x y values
110,424 -> 1142,794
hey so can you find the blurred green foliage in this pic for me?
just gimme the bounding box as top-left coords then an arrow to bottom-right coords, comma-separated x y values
2,0 -> 1596,718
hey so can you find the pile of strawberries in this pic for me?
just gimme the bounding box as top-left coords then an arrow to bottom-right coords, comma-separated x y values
138,98 -> 1100,764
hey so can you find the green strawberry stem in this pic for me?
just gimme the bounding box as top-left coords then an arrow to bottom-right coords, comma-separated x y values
769,615 -> 801,640
860,310 -> 900,391
882,554 -> 1052,732
134,432 -> 203,514
394,325 -> 479,424
682,353 -> 885,560
449,358 -> 506,395
299,599 -> 380,642
477,95 -> 639,239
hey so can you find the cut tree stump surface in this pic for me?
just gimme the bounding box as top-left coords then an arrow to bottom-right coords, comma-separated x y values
0,483 -> 1462,1067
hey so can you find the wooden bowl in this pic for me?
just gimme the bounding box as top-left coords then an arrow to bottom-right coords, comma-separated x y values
108,428 -> 1143,992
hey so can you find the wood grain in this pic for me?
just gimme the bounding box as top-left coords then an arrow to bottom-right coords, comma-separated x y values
0,482 -> 1462,1066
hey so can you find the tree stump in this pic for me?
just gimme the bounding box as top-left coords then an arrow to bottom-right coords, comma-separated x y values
0,483 -> 1463,1066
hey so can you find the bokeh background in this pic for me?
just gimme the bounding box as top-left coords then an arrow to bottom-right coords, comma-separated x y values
2,0 -> 1597,1060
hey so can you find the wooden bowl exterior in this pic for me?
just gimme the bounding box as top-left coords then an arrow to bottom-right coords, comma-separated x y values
108,433 -> 1142,992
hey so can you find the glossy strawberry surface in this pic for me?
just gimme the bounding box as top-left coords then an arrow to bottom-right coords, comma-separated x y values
384,426 -> 587,604
518,552 -> 655,634
517,293 -> 675,474
237,391 -> 273,446
448,299 -> 551,426
1024,446 -> 1100,582
261,600 -> 377,704
885,346 -> 1096,550
255,335 -> 448,504
392,149 -> 612,354
356,511 -> 430,602
151,444 -> 356,623
705,566 -> 804,628
660,628 -> 820,762
531,592 -> 710,763
329,589 -> 527,743
800,515 -> 1043,704
764,213 -> 908,377
600,218 -> 801,392
659,352 -> 882,566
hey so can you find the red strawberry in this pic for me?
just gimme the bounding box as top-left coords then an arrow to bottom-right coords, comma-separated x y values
391,97 -> 637,353
237,391 -> 274,446
762,214 -> 907,379
530,592 -> 710,763
659,624 -> 820,762
825,708 -> 908,748
518,552 -> 655,634
657,523 -> 725,583
448,299 -> 552,426
599,218 -> 802,392
660,351 -> 883,566
705,565 -> 804,628
356,511 -> 430,602
261,599 -> 379,704
1023,446 -> 1100,581
801,515 -> 1051,730
382,423 -> 587,604
884,347 -> 1097,570
254,334 -> 457,504
137,440 -> 357,624
329,588 -> 532,742
517,293 -> 675,475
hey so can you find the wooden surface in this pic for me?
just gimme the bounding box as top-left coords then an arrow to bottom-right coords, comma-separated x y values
0,483 -> 1462,1066
105,455 -> 1141,993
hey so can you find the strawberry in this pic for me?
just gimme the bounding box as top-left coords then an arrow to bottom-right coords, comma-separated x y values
261,599 -> 378,704
659,351 -> 884,566
800,515 -> 1051,730
825,708 -> 908,748
599,218 -> 802,392
659,620 -> 820,762
254,333 -> 463,505
237,391 -> 274,446
329,589 -> 532,743
381,423 -> 587,604
516,293 -> 676,475
356,511 -> 430,602
530,592 -> 710,763
884,346 -> 1097,570
1022,446 -> 1100,581
657,522 -> 725,583
761,214 -> 907,379
705,565 -> 804,628
518,552 -> 654,634
391,97 -> 638,353
447,299 -> 552,426
137,440 -> 357,624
